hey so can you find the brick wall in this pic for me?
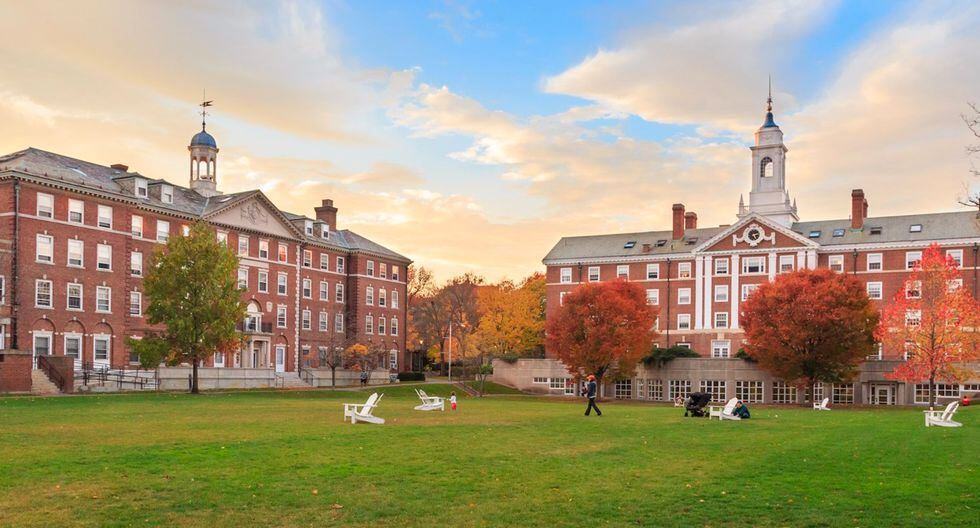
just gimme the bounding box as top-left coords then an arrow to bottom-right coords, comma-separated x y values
0,351 -> 32,392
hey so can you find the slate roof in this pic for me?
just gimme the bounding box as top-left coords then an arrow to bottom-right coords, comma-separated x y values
543,227 -> 725,262
0,148 -> 411,263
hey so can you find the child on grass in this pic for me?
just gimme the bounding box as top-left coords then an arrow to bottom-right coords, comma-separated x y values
450,391 -> 457,411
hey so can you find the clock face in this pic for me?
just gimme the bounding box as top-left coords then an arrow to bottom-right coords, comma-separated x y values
747,227 -> 761,241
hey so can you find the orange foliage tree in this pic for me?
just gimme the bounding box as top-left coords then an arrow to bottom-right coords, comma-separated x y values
545,280 -> 658,384
877,244 -> 980,408
740,269 -> 879,404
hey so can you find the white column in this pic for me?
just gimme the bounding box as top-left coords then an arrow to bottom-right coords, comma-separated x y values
702,256 -> 713,331
806,250 -> 818,269
695,256 -> 704,330
767,252 -> 777,281
731,254 -> 741,329
797,250 -> 805,271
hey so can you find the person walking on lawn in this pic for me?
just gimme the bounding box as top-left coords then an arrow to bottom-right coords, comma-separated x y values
584,374 -> 602,416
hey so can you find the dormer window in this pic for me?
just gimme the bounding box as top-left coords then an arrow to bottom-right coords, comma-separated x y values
808,230 -> 821,238
655,239 -> 668,247
321,224 -> 329,239
161,185 -> 174,204
624,241 -> 636,249
305,220 -> 313,236
832,229 -> 845,237
685,237 -> 698,245
909,224 -> 922,233
135,178 -> 148,198
869,226 -> 882,235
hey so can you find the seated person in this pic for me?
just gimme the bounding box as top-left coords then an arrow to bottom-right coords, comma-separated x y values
732,400 -> 751,419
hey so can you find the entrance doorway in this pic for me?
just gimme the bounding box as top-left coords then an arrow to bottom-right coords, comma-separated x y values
871,384 -> 894,405
275,345 -> 286,373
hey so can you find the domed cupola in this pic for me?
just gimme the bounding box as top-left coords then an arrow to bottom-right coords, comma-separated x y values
188,98 -> 220,197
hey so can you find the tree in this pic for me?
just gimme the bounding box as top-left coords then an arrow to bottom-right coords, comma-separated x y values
545,280 -> 658,386
345,343 -> 373,371
877,244 -> 980,408
473,274 -> 545,359
318,331 -> 355,387
130,221 -> 245,393
740,269 -> 879,405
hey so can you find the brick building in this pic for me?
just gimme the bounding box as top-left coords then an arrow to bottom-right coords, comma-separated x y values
0,117 -> 411,382
522,96 -> 980,405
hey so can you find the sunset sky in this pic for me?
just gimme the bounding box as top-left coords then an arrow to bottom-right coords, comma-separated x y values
2,1 -> 979,282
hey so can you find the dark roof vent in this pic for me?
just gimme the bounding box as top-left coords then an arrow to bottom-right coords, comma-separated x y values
869,226 -> 882,235
624,241 -> 636,249
909,224 -> 923,233
656,239 -> 668,247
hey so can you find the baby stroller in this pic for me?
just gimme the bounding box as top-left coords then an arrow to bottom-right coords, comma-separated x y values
684,392 -> 712,417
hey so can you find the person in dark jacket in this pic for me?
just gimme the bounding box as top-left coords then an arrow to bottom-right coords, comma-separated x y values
732,400 -> 750,419
584,374 -> 602,416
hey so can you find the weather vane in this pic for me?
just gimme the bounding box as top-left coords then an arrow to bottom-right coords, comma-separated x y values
200,90 -> 213,130
767,76 -> 773,112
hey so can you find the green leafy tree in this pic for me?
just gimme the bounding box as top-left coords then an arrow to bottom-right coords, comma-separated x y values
130,221 -> 245,393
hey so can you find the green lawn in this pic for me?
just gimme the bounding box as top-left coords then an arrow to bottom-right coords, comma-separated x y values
1,387 -> 976,527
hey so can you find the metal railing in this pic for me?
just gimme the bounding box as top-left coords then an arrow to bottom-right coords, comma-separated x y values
36,355 -> 68,392
79,363 -> 158,390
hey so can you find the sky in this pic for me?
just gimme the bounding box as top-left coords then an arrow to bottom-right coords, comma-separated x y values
1,0 -> 979,282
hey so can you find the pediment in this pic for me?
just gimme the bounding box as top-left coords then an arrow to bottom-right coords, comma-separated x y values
697,214 -> 815,253
206,195 -> 299,238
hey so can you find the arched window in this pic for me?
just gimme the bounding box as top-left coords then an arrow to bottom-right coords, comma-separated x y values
761,157 -> 774,178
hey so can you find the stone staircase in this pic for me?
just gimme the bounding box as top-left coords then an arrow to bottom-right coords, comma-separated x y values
278,371 -> 312,390
31,369 -> 61,395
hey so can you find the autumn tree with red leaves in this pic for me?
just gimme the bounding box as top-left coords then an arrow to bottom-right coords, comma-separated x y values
545,280 -> 658,385
740,269 -> 879,405
877,244 -> 980,408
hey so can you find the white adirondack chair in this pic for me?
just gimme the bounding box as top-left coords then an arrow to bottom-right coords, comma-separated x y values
813,397 -> 831,411
924,401 -> 962,427
414,388 -> 445,411
344,393 -> 385,424
709,398 -> 741,421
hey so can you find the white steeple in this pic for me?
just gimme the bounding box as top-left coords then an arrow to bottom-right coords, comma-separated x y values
737,81 -> 798,226
188,97 -> 220,197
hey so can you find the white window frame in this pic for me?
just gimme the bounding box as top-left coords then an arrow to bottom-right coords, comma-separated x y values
131,215 -> 143,238
33,331 -> 53,359
36,192 -> 54,218
97,205 -> 113,229
303,250 -> 312,267
156,220 -> 170,243
68,199 -> 84,224
319,311 -> 329,332
560,268 -> 572,284
96,243 -> 112,271
646,289 -> 659,306
677,262 -> 692,279
258,270 -> 268,293
947,249 -> 963,268
302,278 -> 312,299
392,290 -> 399,309
64,333 -> 82,361
319,281 -> 329,301
616,265 -> 629,279
36,234 -> 53,263
366,286 -> 374,306
336,283 -> 345,303
742,256 -> 765,275
866,253 -> 882,271
161,184 -> 174,204
96,286 -> 111,313
678,288 -> 691,305
277,305 -> 287,328
866,281 -> 882,300
237,268 -> 248,289
66,282 -> 83,311
259,240 -> 269,259
646,263 -> 660,280
391,317 -> 398,336
278,243 -> 288,263
713,285 -> 728,303
588,266 -> 600,282
677,313 -> 691,330
714,258 -> 729,276
778,255 -> 794,273
365,315 -> 374,335
320,253 -> 329,270
379,289 -> 387,307
135,178 -> 148,198
130,251 -> 143,276
336,256 -> 345,274
367,260 -> 375,277
906,251 -> 922,270
378,315 -> 386,335
302,309 -> 311,330
335,313 -> 344,333
277,273 -> 288,296
93,334 -> 111,364
714,312 -> 729,329
741,283 -> 759,301
129,291 -> 142,316
711,340 -> 731,358
829,255 -> 844,273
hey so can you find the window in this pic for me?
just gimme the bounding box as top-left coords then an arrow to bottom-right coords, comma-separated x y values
303,250 -> 312,267
365,315 -> 374,334
335,313 -> 344,333
742,256 -> 765,274
131,215 -> 143,238
772,382 -> 798,404
906,251 -> 922,270
93,335 -> 110,362
96,286 -> 111,313
97,205 -> 112,229
97,244 -> 112,270
677,314 -> 691,330
867,343 -> 883,361
277,273 -> 288,296
624,241 -> 636,249
646,289 -> 659,305
319,311 -> 329,332
259,240 -> 269,259
866,253 -> 882,271
380,263 -> 388,279
156,220 -> 170,242
278,243 -> 288,262
305,220 -> 313,235
277,305 -> 287,328
714,259 -> 729,276
391,317 -> 399,336
714,285 -> 728,302
832,228 -> 845,238
392,291 -> 399,309
237,268 -> 248,289
216,231 -> 227,245
678,262 -> 692,278
130,251 -> 142,276
714,312 -> 729,329
736,381 -> 764,403
669,380 -> 691,400
33,332 -> 52,358
161,184 -> 174,204
37,193 -> 54,218
378,316 -> 386,335
617,265 -> 629,279
588,266 -> 600,282
828,255 -> 844,273
366,286 -> 374,305
68,199 -> 84,224
646,263 -> 660,279
302,278 -> 312,299
905,309 -> 921,328
129,291 -> 142,316
614,379 -> 633,399
336,256 -> 345,274
906,280 -> 921,299
367,261 -> 375,277
869,226 -> 882,235
832,383 -> 855,404
914,384 -> 960,404
67,283 -> 83,310
321,224 -> 329,238
741,284 -> 759,301
808,230 -> 821,239
65,335 -> 82,360
258,270 -> 268,293
685,237 -> 698,246
379,289 -> 387,307
36,234 -> 53,263
0,276 -> 5,304
647,379 -> 663,400
700,380 -> 727,402
866,282 -> 882,300
392,266 -> 400,281
711,340 -> 731,358
909,224 -> 922,233
559,292 -> 566,306
319,281 -> 329,301
559,268 -> 572,284
335,283 -> 345,303
678,288 -> 691,304
302,309 -> 311,330
320,253 -> 329,270
947,249 -> 963,268
135,178 -> 148,198
778,255 -> 794,273
235,235 -> 248,256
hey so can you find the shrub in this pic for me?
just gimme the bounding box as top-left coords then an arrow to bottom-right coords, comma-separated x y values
498,355 -> 520,364
735,348 -> 757,363
397,372 -> 426,382
642,345 -> 699,367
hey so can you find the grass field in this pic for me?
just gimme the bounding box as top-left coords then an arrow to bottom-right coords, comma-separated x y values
1,386 -> 976,527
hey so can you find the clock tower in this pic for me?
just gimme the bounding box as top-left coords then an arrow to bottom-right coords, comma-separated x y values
737,88 -> 798,226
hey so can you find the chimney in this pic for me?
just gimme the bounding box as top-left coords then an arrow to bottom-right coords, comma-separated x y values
684,211 -> 698,229
641,243 -> 652,253
110,163 -> 129,172
851,189 -> 867,229
672,203 -> 685,240
315,198 -> 338,231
